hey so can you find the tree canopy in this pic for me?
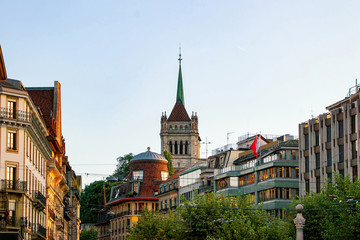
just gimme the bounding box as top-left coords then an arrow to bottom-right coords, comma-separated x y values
113,153 -> 133,181
80,228 -> 98,240
163,150 -> 174,176
128,193 -> 293,240
293,174 -> 360,240
80,180 -> 117,223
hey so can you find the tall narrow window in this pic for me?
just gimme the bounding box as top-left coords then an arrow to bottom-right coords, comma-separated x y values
353,166 -> 358,182
315,131 -> 319,146
315,153 -> 320,169
6,165 -> 16,190
351,140 -> 357,159
305,157 -> 309,173
7,100 -> 16,119
185,141 -> 189,155
316,177 -> 320,193
338,120 -> 344,138
339,145 -> 344,163
180,141 -> 183,155
327,149 -> 332,166
326,125 -> 331,142
7,130 -> 17,150
305,180 -> 310,194
305,134 -> 309,149
351,115 -> 356,134
169,141 -> 173,154
174,141 -> 178,155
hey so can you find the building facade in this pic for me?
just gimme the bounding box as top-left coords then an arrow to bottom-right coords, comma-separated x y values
214,137 -> 299,216
97,148 -> 168,240
299,84 -> 360,196
0,45 -> 80,240
160,54 -> 201,170
0,46 -> 50,240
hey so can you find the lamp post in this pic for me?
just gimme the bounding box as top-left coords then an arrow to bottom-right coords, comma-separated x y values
293,204 -> 306,240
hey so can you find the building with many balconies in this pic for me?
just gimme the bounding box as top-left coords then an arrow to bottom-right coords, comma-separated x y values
0,46 -> 49,240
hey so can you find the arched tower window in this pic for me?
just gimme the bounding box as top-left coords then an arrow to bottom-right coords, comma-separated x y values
185,141 -> 189,155
169,141 -> 173,154
180,141 -> 183,155
174,141 -> 178,155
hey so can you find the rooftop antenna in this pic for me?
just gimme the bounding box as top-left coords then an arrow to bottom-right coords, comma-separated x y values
178,43 -> 182,63
227,132 -> 235,145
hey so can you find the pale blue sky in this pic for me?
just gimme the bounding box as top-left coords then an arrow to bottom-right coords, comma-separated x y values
1,1 -> 360,185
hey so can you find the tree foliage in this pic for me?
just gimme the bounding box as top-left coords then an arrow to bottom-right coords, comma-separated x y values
292,173 -> 360,240
163,150 -> 175,176
128,193 -> 293,240
80,228 -> 98,240
113,153 -> 133,181
80,180 -> 117,223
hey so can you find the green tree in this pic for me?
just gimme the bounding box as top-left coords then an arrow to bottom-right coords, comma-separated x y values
163,150 -> 174,176
128,193 -> 293,240
80,180 -> 117,223
292,173 -> 360,240
113,153 -> 133,181
80,228 -> 98,240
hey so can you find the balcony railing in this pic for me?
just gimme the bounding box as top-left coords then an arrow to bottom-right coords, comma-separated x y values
33,191 -> 46,209
0,179 -> 27,192
134,209 -> 143,215
114,210 -> 132,218
0,108 -> 31,122
0,216 -> 21,227
32,223 -> 46,238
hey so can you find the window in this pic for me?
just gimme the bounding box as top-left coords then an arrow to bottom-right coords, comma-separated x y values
316,177 -> 320,193
180,141 -> 183,154
305,134 -> 309,149
169,141 -> 173,154
132,171 -> 143,180
351,115 -> 356,134
7,130 -> 17,150
326,125 -> 331,142
351,141 -> 357,159
174,141 -> 178,155
353,166 -> 358,182
7,99 -> 16,119
6,165 -> 16,190
315,131 -> 319,146
339,145 -> 344,163
315,153 -> 320,169
305,180 -> 310,194
327,172 -> 332,181
305,157 -> 309,173
185,141 -> 189,155
338,120 -> 344,138
327,149 -> 332,166
161,171 -> 168,181
8,200 -> 16,218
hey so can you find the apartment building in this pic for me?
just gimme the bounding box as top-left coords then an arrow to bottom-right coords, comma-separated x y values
0,46 -> 49,240
299,84 -> 360,196
214,136 -> 299,216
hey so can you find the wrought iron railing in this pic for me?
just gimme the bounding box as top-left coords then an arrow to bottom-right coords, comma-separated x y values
0,108 -> 31,122
32,191 -> 46,206
0,179 -> 27,192
32,223 -> 46,238
0,216 -> 21,227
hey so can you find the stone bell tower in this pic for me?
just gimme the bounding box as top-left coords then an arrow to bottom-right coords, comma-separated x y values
160,52 -> 201,170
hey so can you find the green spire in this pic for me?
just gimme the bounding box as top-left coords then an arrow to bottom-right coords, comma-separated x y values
176,51 -> 184,105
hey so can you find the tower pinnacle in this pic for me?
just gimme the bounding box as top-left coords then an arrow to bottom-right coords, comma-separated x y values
176,48 -> 184,105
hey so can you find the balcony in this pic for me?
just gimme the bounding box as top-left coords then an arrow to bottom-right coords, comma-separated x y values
55,218 -> 63,230
134,209 -> 143,215
0,216 -> 21,228
0,108 -> 31,123
0,179 -> 27,193
198,184 -> 214,193
48,207 -> 56,221
31,223 -> 46,240
32,191 -> 46,211
114,210 -> 132,218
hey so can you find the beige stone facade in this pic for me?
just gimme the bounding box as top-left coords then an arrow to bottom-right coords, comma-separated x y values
299,84 -> 360,196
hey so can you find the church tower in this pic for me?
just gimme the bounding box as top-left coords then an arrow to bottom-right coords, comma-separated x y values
160,52 -> 201,170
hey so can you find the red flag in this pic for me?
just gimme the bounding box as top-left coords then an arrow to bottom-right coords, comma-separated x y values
250,135 -> 260,157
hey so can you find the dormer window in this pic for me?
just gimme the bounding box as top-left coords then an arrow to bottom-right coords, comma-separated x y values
161,171 -> 169,181
132,170 -> 143,180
